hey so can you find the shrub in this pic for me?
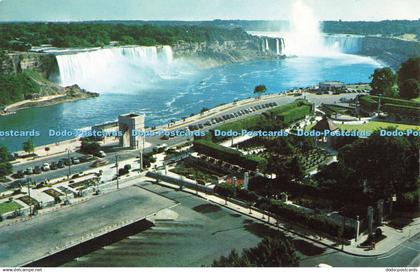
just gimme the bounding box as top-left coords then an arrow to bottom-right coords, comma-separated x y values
256,198 -> 355,239
193,140 -> 267,171
375,228 -> 383,237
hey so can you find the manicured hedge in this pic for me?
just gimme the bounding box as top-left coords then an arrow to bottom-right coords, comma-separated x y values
193,140 -> 267,171
276,105 -> 312,124
258,198 -> 355,239
359,95 -> 420,115
215,114 -> 262,134
371,96 -> 420,107
382,103 -> 420,118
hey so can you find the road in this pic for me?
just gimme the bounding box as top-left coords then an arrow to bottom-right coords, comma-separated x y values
0,185 -> 176,267
6,93 -> 357,191
300,233 -> 420,267
63,182 -> 419,267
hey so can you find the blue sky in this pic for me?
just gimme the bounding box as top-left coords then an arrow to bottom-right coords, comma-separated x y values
0,0 -> 419,21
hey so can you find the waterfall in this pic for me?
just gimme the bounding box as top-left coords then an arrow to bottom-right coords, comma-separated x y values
276,39 -> 280,55
265,39 -> 269,51
55,46 -> 175,93
323,35 -> 363,54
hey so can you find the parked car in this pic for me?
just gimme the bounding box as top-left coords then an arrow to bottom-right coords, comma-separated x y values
72,158 -> 80,164
80,155 -> 94,162
153,143 -> 168,152
33,166 -> 42,174
97,151 -> 107,158
15,170 -> 25,178
41,163 -> 50,171
50,162 -> 58,170
63,158 -> 72,166
57,161 -> 65,168
25,167 -> 34,175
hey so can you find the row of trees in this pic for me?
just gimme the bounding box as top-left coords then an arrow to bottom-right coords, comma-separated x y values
315,130 -> 419,208
212,236 -> 299,267
0,145 -> 13,180
322,20 -> 420,37
370,57 -> 420,99
0,23 -> 252,51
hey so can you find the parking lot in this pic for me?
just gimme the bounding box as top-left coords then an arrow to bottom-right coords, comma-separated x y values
187,101 -> 278,131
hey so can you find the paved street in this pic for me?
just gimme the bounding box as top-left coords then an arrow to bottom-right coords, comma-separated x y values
63,182 -> 276,267
64,182 -> 419,267
300,234 -> 420,267
0,185 -> 175,267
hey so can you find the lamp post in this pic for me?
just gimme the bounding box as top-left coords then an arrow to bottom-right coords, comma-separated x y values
66,148 -> 71,179
115,154 -> 120,189
377,94 -> 383,115
26,177 -> 31,214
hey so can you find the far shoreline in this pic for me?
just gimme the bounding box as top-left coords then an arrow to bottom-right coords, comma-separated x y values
0,90 -> 99,117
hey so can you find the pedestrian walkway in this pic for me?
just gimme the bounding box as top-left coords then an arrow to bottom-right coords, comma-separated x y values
151,174 -> 420,257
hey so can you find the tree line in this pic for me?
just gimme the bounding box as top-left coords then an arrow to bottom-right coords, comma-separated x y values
0,23 -> 252,51
370,57 -> 420,99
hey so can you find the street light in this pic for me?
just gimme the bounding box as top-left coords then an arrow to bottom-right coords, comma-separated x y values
66,148 -> 71,179
115,154 -> 120,189
377,94 -> 383,115
26,177 -> 32,214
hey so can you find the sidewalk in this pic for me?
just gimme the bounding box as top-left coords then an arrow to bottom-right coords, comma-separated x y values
151,173 -> 420,257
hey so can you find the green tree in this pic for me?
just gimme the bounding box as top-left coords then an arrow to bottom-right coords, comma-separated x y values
0,162 -> 12,177
289,156 -> 305,181
80,138 -> 101,155
398,57 -> 420,99
215,183 -> 234,204
254,85 -> 267,98
119,35 -> 136,45
398,57 -> 420,83
23,138 -> 34,155
212,236 -> 299,267
0,145 -> 12,179
399,78 -> 420,99
0,145 -> 12,162
370,68 -> 397,97
339,131 -> 418,204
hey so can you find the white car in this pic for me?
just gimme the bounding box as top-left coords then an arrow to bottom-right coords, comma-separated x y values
42,163 -> 50,171
317,263 -> 333,268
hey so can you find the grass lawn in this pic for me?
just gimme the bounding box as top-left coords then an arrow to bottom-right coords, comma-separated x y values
0,201 -> 22,215
171,161 -> 218,185
304,121 -> 420,132
337,121 -> 420,132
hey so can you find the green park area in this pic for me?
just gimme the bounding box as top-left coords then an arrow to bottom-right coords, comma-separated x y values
337,121 -> 420,132
0,201 -> 22,215
305,120 -> 420,132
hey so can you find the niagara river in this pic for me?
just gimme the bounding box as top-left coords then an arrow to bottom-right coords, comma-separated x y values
0,51 -> 381,152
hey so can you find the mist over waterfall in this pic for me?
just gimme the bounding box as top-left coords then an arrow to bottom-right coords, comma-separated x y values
283,0 -> 327,56
279,0 -> 362,57
55,46 -> 178,93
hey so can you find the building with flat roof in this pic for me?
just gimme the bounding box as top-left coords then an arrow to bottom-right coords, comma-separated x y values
319,81 -> 345,91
